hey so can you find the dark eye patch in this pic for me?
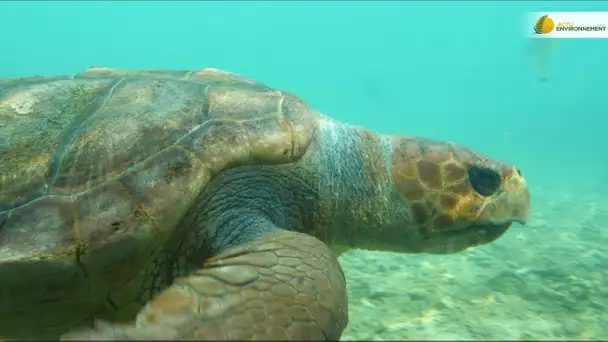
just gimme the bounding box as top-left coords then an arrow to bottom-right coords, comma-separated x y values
467,167 -> 501,197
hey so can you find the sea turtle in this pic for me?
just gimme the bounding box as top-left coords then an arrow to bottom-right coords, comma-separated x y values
0,67 -> 530,340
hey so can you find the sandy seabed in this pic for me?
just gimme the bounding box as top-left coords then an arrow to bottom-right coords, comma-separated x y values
339,185 -> 608,340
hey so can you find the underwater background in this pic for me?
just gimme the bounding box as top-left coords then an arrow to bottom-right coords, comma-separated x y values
1,0 -> 607,339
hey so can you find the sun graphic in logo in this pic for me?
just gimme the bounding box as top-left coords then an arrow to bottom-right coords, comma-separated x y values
534,15 -> 555,34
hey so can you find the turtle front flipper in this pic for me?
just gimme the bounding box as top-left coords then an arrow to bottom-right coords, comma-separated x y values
61,230 -> 348,341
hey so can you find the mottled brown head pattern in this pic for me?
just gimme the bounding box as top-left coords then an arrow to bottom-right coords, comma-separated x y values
390,136 -> 529,253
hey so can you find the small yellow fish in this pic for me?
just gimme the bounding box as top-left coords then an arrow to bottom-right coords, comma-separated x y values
526,38 -> 559,82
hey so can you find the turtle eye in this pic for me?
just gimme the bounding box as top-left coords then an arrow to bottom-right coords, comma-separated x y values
467,166 -> 501,197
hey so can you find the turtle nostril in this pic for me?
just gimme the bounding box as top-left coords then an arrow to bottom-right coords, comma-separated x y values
516,168 -> 522,176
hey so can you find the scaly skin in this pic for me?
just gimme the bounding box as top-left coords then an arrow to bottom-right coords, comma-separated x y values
0,68 -> 529,341
0,68 -> 317,340
389,135 -> 529,252
61,119 -> 529,340
62,230 -> 347,341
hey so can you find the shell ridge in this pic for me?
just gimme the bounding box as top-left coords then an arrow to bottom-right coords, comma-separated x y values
48,78 -> 126,192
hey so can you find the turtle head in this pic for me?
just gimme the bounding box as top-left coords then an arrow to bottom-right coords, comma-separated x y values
389,136 -> 530,254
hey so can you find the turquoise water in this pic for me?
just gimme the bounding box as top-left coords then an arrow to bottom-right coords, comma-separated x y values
1,1 -> 607,340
